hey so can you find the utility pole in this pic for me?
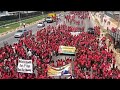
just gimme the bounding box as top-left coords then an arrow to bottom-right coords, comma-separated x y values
18,11 -> 22,26
42,11 -> 44,15
42,11 -> 46,22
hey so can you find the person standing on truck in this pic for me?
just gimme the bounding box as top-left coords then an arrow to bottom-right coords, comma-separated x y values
57,14 -> 61,21
53,16 -> 56,22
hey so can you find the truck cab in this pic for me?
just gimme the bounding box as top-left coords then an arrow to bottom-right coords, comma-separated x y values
47,13 -> 57,22
45,17 -> 53,23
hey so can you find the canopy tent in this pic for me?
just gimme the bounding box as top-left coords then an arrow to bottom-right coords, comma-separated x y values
70,32 -> 81,36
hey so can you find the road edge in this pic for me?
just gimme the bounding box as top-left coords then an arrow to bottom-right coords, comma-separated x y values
0,18 -> 44,37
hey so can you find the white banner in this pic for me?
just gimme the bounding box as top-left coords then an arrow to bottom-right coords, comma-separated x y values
70,32 -> 81,36
17,59 -> 33,73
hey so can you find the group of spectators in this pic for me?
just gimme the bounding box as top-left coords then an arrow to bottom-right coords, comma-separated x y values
0,11 -> 120,79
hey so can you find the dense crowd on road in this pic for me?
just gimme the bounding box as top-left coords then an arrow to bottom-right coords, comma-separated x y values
0,11 -> 120,79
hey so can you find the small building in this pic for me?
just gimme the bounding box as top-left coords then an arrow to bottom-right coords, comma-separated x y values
0,11 -> 10,17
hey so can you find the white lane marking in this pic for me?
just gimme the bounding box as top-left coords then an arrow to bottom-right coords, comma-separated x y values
0,24 -> 37,44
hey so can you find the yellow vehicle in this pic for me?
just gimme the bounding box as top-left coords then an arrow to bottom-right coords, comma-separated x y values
47,13 -> 56,22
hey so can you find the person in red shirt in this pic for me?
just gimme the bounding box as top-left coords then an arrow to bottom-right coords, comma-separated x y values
29,30 -> 32,36
112,58 -> 116,69
92,63 -> 97,72
88,16 -> 90,20
61,60 -> 63,66
57,60 -> 61,67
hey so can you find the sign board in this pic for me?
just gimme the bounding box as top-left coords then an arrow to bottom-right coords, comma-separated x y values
47,63 -> 72,77
58,46 -> 76,54
17,59 -> 33,73
70,32 -> 81,36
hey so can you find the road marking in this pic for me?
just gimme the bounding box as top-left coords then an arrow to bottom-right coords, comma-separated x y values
0,24 -> 37,44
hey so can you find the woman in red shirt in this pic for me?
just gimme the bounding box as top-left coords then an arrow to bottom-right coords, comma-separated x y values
57,60 -> 60,67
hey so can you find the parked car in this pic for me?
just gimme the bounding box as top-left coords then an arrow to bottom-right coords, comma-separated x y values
37,22 -> 45,28
87,27 -> 94,34
14,29 -> 28,38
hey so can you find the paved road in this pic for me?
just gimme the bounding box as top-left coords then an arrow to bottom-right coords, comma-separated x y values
51,12 -> 95,72
0,11 -> 94,48
0,12 -> 65,48
52,13 -> 94,78
0,11 -> 96,78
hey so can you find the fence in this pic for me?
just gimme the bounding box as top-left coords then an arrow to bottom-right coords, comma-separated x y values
0,11 -> 50,27
105,12 -> 115,19
105,12 -> 120,21
108,29 -> 120,42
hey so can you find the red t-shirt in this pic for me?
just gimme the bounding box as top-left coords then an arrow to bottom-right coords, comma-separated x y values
93,64 -> 97,71
51,63 -> 54,67
80,60 -> 85,66
113,59 -> 116,64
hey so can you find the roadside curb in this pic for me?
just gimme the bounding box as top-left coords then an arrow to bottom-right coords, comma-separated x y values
90,12 -> 117,69
0,19 -> 44,37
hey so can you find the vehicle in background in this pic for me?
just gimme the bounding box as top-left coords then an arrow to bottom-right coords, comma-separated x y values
45,17 -> 53,23
14,29 -> 28,38
45,13 -> 57,23
48,13 -> 57,22
37,21 -> 45,28
87,27 -> 94,34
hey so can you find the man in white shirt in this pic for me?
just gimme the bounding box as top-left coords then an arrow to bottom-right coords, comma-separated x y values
27,49 -> 32,59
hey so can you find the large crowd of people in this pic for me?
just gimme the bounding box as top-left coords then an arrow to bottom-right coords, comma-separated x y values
0,11 -> 120,79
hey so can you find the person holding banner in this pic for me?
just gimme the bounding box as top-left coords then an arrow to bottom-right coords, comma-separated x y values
0,11 -> 119,79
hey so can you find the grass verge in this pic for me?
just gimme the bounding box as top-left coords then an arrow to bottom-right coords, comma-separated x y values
0,15 -> 46,34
